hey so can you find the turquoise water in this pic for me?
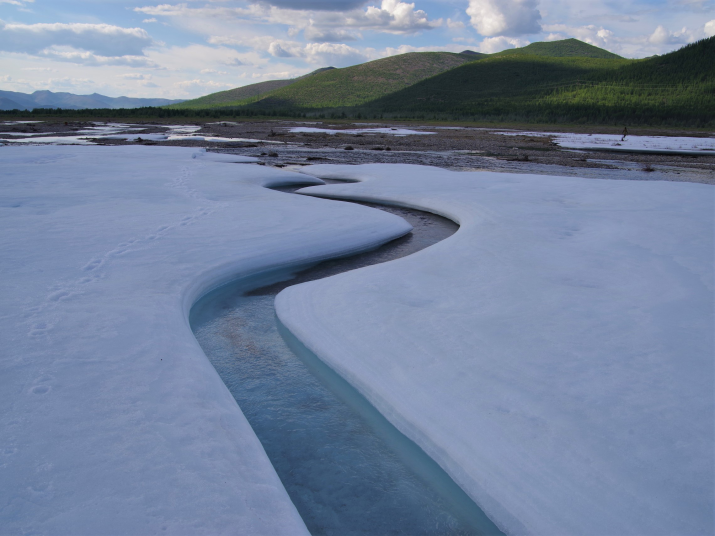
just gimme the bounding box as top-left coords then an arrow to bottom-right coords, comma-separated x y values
190,196 -> 503,535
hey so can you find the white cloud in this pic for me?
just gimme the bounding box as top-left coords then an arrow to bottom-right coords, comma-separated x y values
36,47 -> 160,68
0,19 -> 153,57
304,27 -> 360,42
262,0 -> 368,9
466,0 -> 541,36
478,36 -> 530,53
0,0 -> 34,4
121,73 -> 151,80
706,20 -> 715,37
648,25 -> 696,45
200,68 -> 228,74
357,0 -> 441,33
266,39 -> 369,65
268,41 -> 297,57
142,18 -> 158,24
135,0 -> 440,36
303,41 -> 368,64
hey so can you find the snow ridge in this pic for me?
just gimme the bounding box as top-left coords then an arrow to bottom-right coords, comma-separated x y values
277,163 -> 714,536
0,147 -> 412,535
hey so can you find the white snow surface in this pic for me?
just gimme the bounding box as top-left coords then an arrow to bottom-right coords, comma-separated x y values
0,124 -> 270,146
278,164 -> 714,536
288,126 -> 435,136
0,147 -> 412,535
497,130 -> 715,155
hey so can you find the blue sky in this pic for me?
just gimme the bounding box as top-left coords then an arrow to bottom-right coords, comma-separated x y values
1,0 -> 713,99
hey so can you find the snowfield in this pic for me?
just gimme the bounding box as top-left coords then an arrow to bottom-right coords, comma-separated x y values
1,146 -> 712,536
0,146 -> 411,535
496,130 -> 715,155
279,164 -> 714,536
287,126 -> 435,136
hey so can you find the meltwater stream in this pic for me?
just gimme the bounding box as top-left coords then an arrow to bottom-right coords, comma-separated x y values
190,184 -> 503,535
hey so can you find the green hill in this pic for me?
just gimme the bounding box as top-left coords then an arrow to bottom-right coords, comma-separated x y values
494,38 -> 622,59
170,67 -> 335,109
460,50 -> 488,59
152,38 -> 713,127
171,40 -> 620,112
245,52 -> 479,109
362,55 -> 627,112
362,37 -> 715,125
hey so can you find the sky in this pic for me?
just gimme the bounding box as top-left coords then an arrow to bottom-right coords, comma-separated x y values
1,0 -> 713,100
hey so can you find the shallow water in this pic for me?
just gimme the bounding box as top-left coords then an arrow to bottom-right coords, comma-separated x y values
190,193 -> 504,535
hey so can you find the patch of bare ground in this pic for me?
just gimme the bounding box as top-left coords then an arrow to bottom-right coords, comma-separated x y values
3,119 -> 712,184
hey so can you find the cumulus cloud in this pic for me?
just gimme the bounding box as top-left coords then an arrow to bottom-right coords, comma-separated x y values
466,0 -> 541,36
260,0 -> 367,9
356,0 -> 441,33
303,41 -> 368,64
265,39 -> 369,65
648,25 -> 697,45
136,0 -> 440,35
0,19 -> 153,57
478,36 -> 530,53
706,20 -> 715,36
268,41 -> 296,57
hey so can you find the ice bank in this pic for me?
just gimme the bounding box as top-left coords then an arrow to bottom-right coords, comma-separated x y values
278,163 -> 714,536
0,147 -> 411,535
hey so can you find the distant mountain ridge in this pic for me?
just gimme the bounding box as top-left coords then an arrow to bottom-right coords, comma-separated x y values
0,90 -> 184,110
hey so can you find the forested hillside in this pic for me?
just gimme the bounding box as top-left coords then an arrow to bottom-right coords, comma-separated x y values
170,68 -> 335,109
243,52 -> 478,109
338,38 -> 715,126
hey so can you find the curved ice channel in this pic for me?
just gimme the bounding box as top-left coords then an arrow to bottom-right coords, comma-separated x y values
190,184 -> 503,535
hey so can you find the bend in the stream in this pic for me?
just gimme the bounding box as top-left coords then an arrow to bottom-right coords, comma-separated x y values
190,181 -> 504,535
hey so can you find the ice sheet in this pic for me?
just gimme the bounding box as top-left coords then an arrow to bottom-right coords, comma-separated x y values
496,130 -> 715,155
0,122 -> 274,146
278,163 -> 714,536
0,147 -> 411,534
288,126 -> 435,136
